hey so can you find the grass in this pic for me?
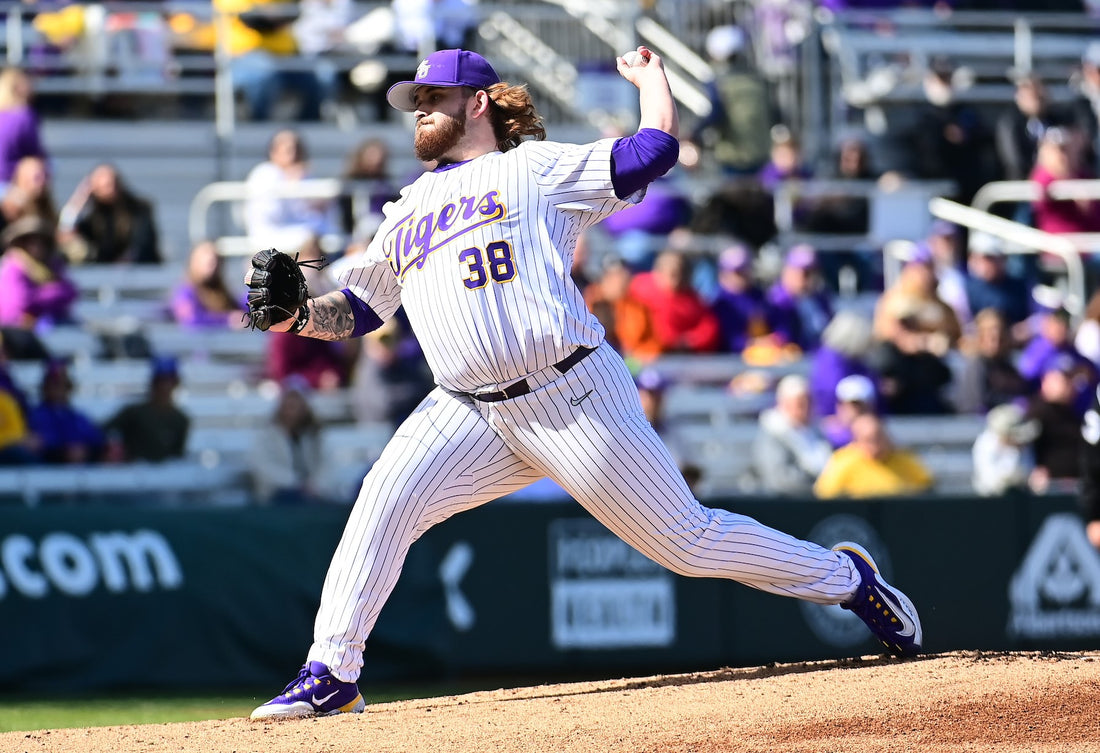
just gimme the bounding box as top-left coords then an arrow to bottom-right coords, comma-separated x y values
0,680 -> 520,734
0,694 -> 260,733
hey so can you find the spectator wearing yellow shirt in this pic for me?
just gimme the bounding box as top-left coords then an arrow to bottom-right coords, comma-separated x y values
0,387 -> 36,465
813,413 -> 933,499
202,0 -> 334,121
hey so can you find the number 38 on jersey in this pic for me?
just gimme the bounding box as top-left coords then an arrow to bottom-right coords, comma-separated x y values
459,241 -> 517,289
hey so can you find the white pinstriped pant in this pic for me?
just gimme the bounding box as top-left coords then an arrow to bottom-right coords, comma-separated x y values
308,342 -> 859,681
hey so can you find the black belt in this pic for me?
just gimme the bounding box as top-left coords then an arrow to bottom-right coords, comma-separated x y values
469,347 -> 595,402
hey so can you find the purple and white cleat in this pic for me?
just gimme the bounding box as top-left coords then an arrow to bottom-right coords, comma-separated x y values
834,541 -> 923,657
250,661 -> 366,720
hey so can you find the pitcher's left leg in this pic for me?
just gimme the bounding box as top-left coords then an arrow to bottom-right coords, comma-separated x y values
493,344 -> 858,605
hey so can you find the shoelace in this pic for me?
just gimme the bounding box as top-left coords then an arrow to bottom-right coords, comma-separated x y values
280,664 -> 315,697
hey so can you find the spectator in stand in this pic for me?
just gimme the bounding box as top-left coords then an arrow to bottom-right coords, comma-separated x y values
0,215 -> 77,330
0,313 -> 49,362
0,67 -> 47,186
1026,355 -> 1086,493
955,308 -> 1030,414
250,375 -> 326,504
813,413 -> 934,499
996,75 -> 1068,182
584,255 -> 663,364
291,0 -> 352,119
874,242 -> 961,351
972,402 -> 1038,497
867,310 -> 955,416
267,331 -> 350,391
27,359 -> 105,464
61,163 -> 161,264
1017,301 -> 1095,392
804,136 -> 876,236
755,125 -> 812,192
810,310 -> 876,420
0,337 -> 30,414
683,24 -> 772,176
0,378 -> 35,465
1030,126 -> 1100,235
766,244 -> 833,353
869,245 -> 957,415
0,155 -> 57,239
391,0 -> 478,54
710,242 -> 771,353
213,0 -> 334,121
338,138 -> 400,243
752,374 -> 833,496
349,317 -> 433,427
925,222 -> 970,327
170,241 -> 245,328
801,135 -> 879,291
820,374 -> 877,449
1070,42 -> 1100,165
963,233 -> 1031,330
244,129 -> 341,252
265,242 -> 349,390
598,173 -> 692,272
634,367 -> 670,434
1075,288 -> 1100,368
629,248 -> 720,354
103,356 -> 190,463
891,57 -> 996,205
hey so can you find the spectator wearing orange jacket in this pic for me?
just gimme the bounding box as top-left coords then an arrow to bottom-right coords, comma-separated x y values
629,249 -> 720,353
584,256 -> 663,363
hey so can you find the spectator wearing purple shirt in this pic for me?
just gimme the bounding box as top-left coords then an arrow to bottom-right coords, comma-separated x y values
0,67 -> 47,185
809,309 -> 876,419
1017,304 -> 1096,400
755,125 -> 812,192
27,359 -> 105,464
170,241 -> 245,328
766,244 -> 834,352
820,374 -> 877,449
710,242 -> 770,352
598,174 -> 691,271
0,215 -> 77,329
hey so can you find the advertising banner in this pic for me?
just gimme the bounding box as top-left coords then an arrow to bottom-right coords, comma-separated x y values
0,493 -> 1091,693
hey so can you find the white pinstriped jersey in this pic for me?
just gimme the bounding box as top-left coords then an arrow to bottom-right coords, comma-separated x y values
338,138 -> 634,393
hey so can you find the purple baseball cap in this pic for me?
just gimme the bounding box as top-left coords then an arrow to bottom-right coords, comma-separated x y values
901,240 -> 934,266
386,49 -> 502,112
784,244 -> 817,270
928,219 -> 958,238
718,243 -> 751,273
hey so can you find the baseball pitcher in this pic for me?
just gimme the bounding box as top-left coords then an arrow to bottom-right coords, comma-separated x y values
245,47 -> 923,720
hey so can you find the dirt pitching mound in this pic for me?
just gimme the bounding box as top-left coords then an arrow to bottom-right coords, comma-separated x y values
8,651 -> 1100,753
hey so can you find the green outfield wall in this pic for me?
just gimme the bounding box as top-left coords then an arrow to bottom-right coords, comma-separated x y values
0,494 -> 1094,693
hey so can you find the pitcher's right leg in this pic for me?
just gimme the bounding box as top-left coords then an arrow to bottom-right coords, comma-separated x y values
251,388 -> 541,719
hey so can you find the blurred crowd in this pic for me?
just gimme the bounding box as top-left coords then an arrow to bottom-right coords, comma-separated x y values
15,0 -> 481,122
5,6 -> 1100,503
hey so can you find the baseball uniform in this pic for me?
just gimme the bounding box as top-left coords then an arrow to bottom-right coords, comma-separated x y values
250,48 -> 922,721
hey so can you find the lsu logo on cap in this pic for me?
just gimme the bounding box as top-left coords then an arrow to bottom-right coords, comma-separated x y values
416,60 -> 432,79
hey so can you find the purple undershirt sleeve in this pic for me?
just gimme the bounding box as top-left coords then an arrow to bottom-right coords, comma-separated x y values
340,288 -> 384,337
610,128 -> 680,200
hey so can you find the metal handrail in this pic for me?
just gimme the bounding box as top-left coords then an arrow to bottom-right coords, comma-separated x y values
189,177 -> 389,256
928,197 -> 1086,319
973,178 -> 1100,211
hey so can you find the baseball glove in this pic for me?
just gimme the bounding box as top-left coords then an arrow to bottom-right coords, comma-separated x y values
245,248 -> 322,332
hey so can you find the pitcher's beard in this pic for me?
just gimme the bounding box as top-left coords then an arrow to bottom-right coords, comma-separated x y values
414,111 -> 467,163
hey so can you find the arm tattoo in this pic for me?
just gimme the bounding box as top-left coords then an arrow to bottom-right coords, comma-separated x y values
304,291 -> 354,341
